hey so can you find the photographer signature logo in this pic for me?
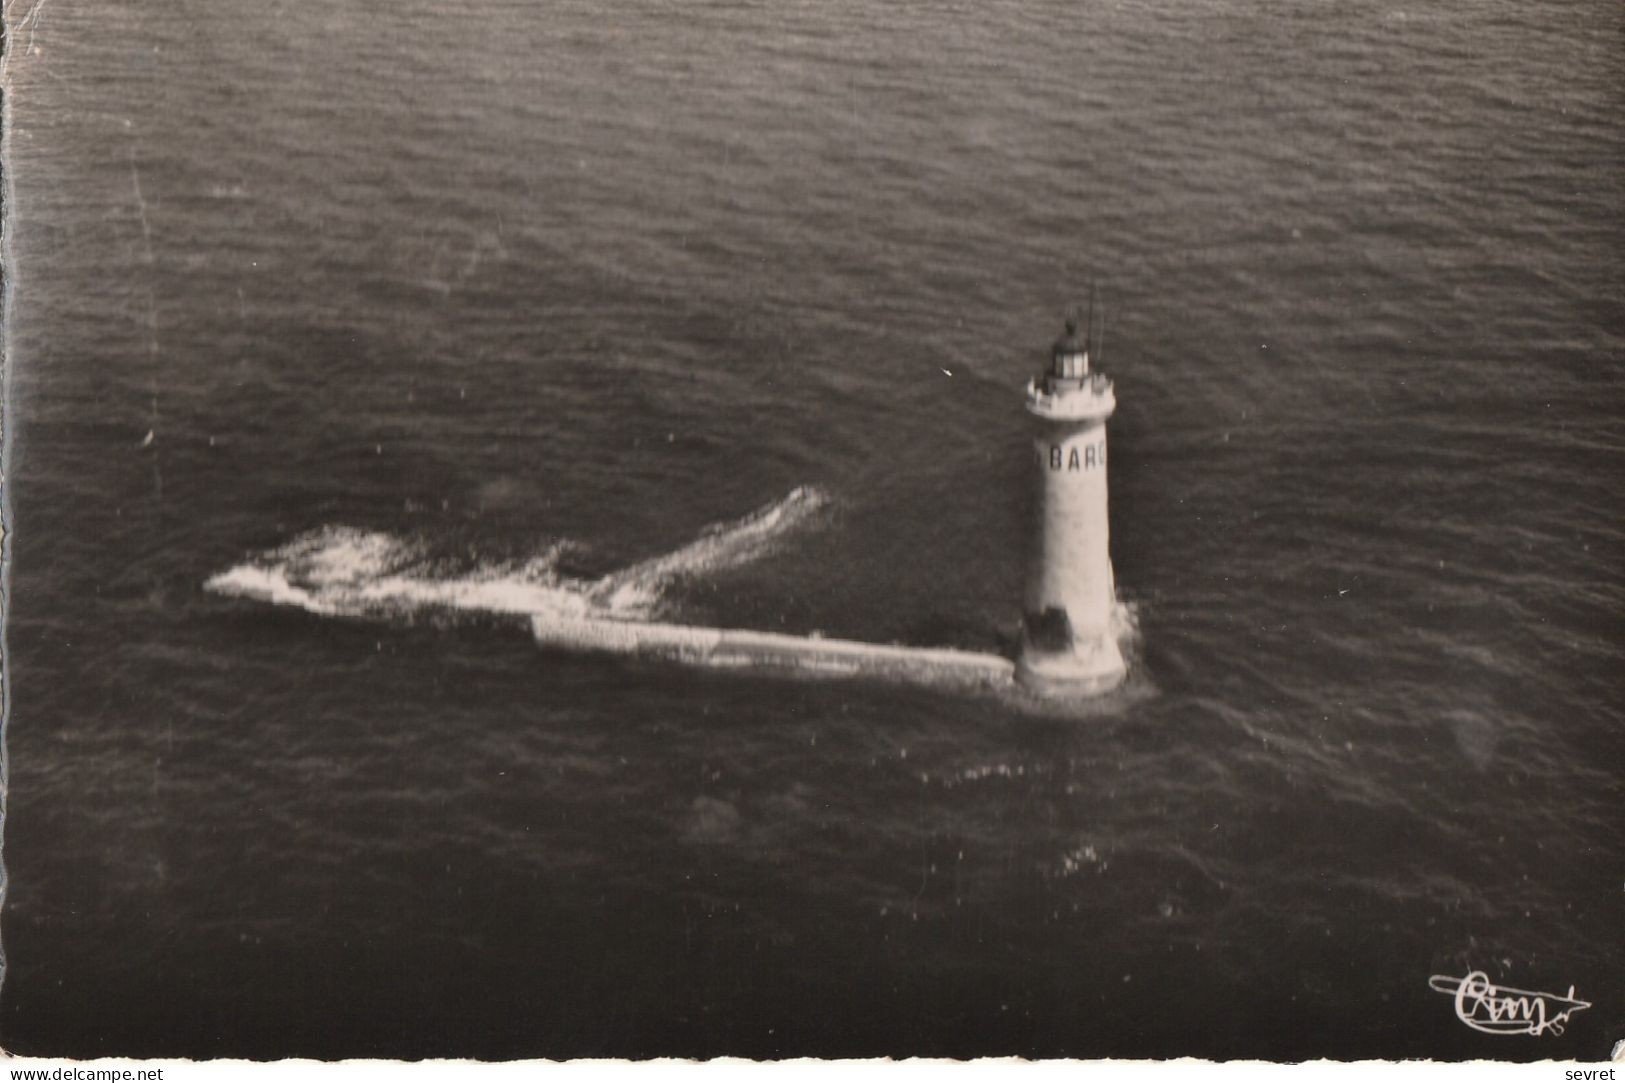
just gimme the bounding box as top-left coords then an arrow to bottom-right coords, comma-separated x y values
1428,970 -> 1591,1036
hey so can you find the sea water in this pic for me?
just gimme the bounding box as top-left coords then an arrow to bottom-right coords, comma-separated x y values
2,0 -> 1621,1059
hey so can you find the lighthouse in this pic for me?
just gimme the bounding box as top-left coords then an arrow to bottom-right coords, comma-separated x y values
1016,307 -> 1127,696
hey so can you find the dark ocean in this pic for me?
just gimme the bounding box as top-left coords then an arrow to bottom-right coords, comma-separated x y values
2,0 -> 1622,1061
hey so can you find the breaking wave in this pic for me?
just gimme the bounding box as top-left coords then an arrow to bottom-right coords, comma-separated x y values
205,486 -> 831,623
587,484 -> 830,612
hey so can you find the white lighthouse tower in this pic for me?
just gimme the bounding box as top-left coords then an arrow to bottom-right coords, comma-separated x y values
1016,306 -> 1127,696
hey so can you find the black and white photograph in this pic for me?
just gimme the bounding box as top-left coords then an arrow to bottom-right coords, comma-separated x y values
0,0 -> 1621,1064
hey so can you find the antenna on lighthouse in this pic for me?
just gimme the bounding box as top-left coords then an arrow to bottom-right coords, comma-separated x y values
1087,281 -> 1104,366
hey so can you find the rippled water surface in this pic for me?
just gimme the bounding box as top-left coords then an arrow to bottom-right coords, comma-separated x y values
2,0 -> 1622,1059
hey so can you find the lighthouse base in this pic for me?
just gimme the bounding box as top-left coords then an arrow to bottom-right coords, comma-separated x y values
1015,632 -> 1126,697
